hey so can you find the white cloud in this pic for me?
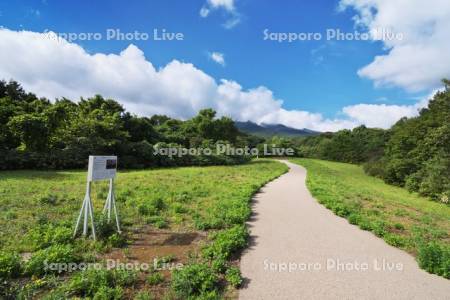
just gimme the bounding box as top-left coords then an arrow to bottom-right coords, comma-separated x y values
202,0 -> 235,13
209,51 -> 225,66
339,0 -> 450,91
199,7 -> 210,18
199,0 -> 241,28
0,28 -> 438,132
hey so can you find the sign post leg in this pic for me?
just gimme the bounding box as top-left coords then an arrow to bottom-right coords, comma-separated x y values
103,178 -> 121,233
88,193 -> 96,240
74,182 -> 96,240
73,194 -> 86,237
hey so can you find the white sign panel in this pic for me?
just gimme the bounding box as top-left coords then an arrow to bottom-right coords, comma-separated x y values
87,156 -> 117,182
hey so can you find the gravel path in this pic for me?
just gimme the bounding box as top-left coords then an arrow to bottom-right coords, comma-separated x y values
239,161 -> 450,300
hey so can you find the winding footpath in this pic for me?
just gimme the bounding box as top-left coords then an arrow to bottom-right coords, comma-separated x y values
239,161 -> 450,300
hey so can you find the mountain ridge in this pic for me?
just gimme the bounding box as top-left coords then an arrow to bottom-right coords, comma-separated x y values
235,121 -> 320,137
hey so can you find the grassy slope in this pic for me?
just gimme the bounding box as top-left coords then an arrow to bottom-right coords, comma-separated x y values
291,158 -> 450,278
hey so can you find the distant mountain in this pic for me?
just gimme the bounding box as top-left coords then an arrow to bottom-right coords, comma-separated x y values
235,121 -> 320,137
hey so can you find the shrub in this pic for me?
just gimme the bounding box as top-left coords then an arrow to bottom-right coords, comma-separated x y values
0,251 -> 22,280
66,268 -> 137,297
363,159 -> 386,178
384,234 -> 406,248
393,223 -> 405,231
96,215 -> 117,239
27,224 -> 73,250
114,269 -> 139,286
225,267 -> 243,288
92,286 -> 123,300
147,272 -> 164,285
138,198 -> 166,216
215,201 -> 251,226
417,242 -> 450,278
171,263 -> 219,298
25,245 -> 77,277
145,216 -> 168,229
171,203 -> 187,214
372,221 -> 387,237
38,193 -> 59,205
134,291 -> 154,300
347,213 -> 361,225
211,257 -> 227,274
108,233 -> 127,248
202,225 -> 249,260
330,203 -> 351,217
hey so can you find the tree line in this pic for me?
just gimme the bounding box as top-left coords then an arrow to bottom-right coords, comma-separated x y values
0,80 -> 252,170
296,79 -> 450,201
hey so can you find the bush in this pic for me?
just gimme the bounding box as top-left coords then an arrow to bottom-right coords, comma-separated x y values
0,251 -> 22,280
38,193 -> 59,205
211,257 -> 227,274
66,268 -> 137,297
202,225 -> 249,260
138,198 -> 166,216
171,263 -> 219,298
372,220 -> 387,237
25,245 -> 77,277
225,267 -> 242,288
384,234 -> 406,248
108,233 -> 127,248
417,242 -> 450,278
145,216 -> 168,229
96,215 -> 117,239
134,291 -> 154,300
92,286 -> 123,300
347,213 -> 361,225
147,272 -> 164,285
363,159 -> 386,178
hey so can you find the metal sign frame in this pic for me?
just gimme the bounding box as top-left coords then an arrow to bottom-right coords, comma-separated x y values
73,156 -> 121,240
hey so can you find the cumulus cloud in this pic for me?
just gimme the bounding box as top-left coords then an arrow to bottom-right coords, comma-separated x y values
199,0 -> 241,28
0,28 -> 436,132
209,51 -> 225,66
339,0 -> 450,91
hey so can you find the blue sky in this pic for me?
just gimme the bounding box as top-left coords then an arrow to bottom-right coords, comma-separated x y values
0,0 -> 448,131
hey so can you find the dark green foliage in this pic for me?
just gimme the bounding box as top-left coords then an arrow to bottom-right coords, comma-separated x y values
297,126 -> 387,164
0,251 -> 22,280
377,86 -> 450,200
417,242 -> 450,278
0,80 -> 249,170
171,263 -> 219,298
202,225 -> 249,260
225,266 -> 242,287
95,215 -> 117,239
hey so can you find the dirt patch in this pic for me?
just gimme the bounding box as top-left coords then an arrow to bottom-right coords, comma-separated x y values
102,225 -> 206,299
105,226 -> 205,264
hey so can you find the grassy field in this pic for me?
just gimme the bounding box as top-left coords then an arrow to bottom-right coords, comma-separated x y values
291,158 -> 450,279
0,160 -> 288,299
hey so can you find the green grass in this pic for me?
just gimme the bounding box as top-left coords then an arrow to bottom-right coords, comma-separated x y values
0,160 -> 287,251
0,159 -> 288,298
291,158 -> 450,278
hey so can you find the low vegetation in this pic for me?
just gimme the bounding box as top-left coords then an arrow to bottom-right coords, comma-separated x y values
0,160 -> 288,298
291,158 -> 450,279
